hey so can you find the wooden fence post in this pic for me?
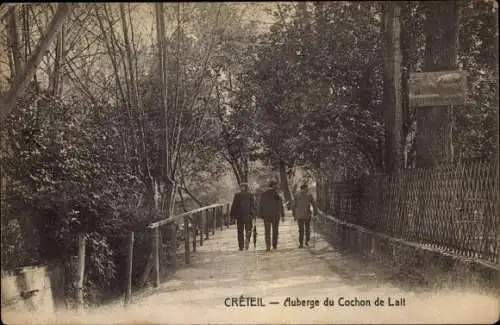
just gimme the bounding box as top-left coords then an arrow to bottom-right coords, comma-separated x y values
219,206 -> 223,231
153,227 -> 160,287
76,233 -> 86,312
124,231 -> 134,305
205,210 -> 209,240
200,211 -> 204,246
226,204 -> 231,228
171,223 -> 177,269
184,216 -> 190,264
212,208 -> 216,235
192,213 -> 197,252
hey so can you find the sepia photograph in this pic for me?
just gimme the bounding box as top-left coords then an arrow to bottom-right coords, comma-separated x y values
0,1 -> 498,324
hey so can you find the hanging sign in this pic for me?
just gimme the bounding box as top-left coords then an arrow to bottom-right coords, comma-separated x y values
409,70 -> 467,107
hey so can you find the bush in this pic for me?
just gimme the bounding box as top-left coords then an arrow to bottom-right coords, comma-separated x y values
1,90 -> 147,304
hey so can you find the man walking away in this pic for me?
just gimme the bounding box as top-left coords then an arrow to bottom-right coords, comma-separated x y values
293,184 -> 318,248
230,182 -> 255,251
258,180 -> 284,251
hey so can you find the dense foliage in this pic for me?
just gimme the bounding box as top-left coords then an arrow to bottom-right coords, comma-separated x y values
243,2 -> 386,178
1,3 -> 260,304
230,1 -> 497,180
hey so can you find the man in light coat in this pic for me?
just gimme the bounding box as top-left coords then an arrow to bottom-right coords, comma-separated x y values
292,183 -> 318,248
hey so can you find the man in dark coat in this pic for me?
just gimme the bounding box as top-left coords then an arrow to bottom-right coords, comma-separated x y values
230,182 -> 255,251
258,180 -> 284,251
292,183 -> 318,248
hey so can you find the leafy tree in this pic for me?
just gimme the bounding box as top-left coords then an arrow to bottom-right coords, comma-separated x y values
239,0 -> 497,181
0,3 -> 262,304
1,87 -> 149,303
240,2 -> 385,190
455,0 -> 498,162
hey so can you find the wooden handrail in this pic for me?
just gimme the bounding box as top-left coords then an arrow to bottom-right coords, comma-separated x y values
69,202 -> 230,308
147,203 -> 226,229
144,202 -> 228,289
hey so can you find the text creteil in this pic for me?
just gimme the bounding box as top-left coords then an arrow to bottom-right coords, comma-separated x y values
224,296 -> 266,307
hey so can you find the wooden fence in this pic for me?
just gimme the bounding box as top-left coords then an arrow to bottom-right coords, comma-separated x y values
123,203 -> 231,305
316,161 -> 499,264
68,202 -> 231,309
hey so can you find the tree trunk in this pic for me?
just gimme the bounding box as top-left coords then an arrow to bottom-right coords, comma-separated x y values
6,6 -> 22,79
400,3 -> 413,169
51,24 -> 64,97
279,160 -> 292,206
178,186 -> 188,212
104,5 -> 142,178
495,2 -> 500,172
229,158 -> 242,185
416,1 -> 458,167
120,3 -> 152,185
156,3 -> 169,186
383,2 -> 403,172
0,3 -> 71,124
227,149 -> 247,185
120,4 -> 139,110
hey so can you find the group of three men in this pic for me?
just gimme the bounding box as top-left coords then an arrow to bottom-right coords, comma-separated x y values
229,180 -> 318,251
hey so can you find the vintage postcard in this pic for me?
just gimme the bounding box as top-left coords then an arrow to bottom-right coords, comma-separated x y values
1,2 -> 498,324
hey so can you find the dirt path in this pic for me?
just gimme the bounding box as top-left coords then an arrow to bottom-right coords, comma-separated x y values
4,217 -> 497,324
